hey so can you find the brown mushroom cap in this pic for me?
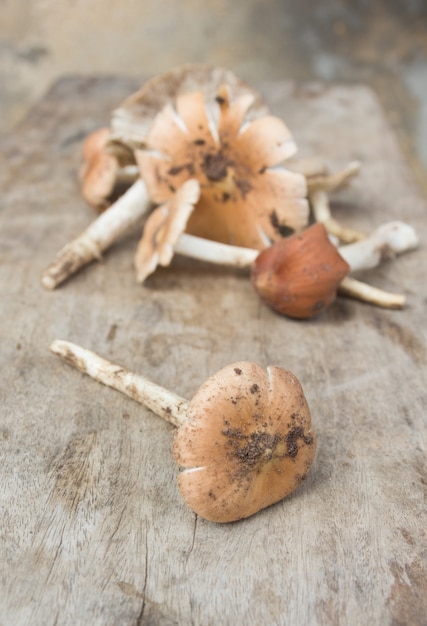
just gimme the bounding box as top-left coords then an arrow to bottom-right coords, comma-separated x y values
251,223 -> 350,319
80,127 -> 137,212
110,64 -> 269,147
173,361 -> 316,523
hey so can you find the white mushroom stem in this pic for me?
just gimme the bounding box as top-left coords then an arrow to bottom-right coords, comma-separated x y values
171,222 -> 418,309
50,340 -> 188,427
174,221 -> 418,274
310,189 -> 366,243
337,221 -> 419,272
174,234 -> 258,268
42,179 -> 151,290
338,277 -> 406,309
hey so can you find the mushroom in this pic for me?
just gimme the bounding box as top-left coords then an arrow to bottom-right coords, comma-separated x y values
136,220 -> 418,317
135,84 -> 308,249
252,223 -> 350,318
80,127 -> 138,212
50,340 -> 316,523
42,64 -> 308,289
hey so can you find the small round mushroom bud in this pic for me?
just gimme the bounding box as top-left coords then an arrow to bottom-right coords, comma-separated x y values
252,223 -> 350,319
50,340 -> 316,523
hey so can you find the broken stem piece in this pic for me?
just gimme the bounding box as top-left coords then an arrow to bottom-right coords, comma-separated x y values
42,179 -> 151,290
50,339 -> 188,426
310,189 -> 366,243
337,221 -> 419,272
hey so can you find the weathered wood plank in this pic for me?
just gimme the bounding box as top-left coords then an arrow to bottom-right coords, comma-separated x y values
0,76 -> 426,626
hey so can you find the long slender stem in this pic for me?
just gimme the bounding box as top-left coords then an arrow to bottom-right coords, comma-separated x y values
42,179 -> 151,290
174,233 -> 258,268
338,277 -> 406,309
310,189 -> 365,243
50,340 -> 189,427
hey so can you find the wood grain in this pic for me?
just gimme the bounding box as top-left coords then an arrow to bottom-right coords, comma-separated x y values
0,76 -> 426,625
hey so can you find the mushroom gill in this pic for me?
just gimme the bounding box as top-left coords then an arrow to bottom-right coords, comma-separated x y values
136,85 -> 308,250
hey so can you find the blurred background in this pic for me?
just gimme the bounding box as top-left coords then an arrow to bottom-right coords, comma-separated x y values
1,0 -> 426,195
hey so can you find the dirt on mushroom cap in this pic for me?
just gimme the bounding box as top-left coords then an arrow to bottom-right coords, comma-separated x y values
173,361 -> 316,523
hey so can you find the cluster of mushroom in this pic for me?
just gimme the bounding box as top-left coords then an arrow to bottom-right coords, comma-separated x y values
42,64 -> 418,319
45,65 -> 420,522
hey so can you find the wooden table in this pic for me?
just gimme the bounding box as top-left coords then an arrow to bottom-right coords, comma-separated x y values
1,76 -> 426,625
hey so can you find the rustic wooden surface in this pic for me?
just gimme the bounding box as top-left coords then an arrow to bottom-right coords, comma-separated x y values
0,75 -> 426,626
